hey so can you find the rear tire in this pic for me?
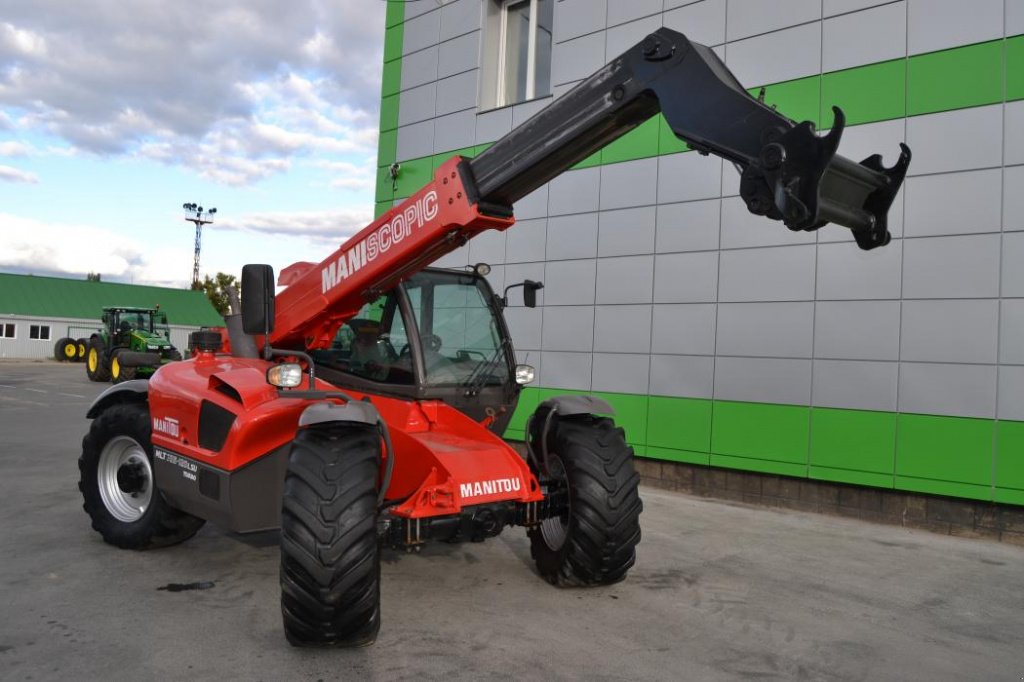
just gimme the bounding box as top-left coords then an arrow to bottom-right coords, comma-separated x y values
79,402 -> 205,549
280,422 -> 382,647
54,337 -> 77,361
110,351 -> 137,384
527,411 -> 643,586
86,338 -> 111,382
75,338 -> 88,362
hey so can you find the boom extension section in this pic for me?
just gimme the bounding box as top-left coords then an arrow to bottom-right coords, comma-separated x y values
466,28 -> 909,250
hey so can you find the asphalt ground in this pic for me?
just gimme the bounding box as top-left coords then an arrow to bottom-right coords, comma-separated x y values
1,360 -> 1023,681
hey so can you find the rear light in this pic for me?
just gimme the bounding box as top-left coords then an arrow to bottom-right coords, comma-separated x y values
267,363 -> 303,388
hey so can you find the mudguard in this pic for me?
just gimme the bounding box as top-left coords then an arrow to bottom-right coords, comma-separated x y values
86,379 -> 149,419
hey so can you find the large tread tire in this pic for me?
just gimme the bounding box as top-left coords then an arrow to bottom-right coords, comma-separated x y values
79,402 -> 205,549
54,337 -> 77,361
75,338 -> 88,362
527,412 -> 643,587
280,423 -> 382,647
86,338 -> 111,382
110,351 -> 137,384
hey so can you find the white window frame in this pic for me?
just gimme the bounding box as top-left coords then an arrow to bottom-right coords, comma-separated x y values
1,323 -> 15,339
29,324 -> 51,341
496,0 -> 539,107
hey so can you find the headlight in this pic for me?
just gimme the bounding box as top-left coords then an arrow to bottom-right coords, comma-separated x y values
148,344 -> 160,350
515,364 -> 535,385
267,363 -> 303,388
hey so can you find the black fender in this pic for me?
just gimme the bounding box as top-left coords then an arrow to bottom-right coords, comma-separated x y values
86,380 -> 149,419
526,395 -> 616,477
298,401 -> 380,428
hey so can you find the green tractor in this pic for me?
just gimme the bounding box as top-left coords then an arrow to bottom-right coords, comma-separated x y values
86,306 -> 182,383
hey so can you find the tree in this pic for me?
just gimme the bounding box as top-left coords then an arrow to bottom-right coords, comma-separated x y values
195,272 -> 238,317
86,272 -> 102,282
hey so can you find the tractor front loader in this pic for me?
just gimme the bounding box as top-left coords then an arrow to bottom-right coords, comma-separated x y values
78,29 -> 910,647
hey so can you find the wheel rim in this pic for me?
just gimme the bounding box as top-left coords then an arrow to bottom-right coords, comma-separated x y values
539,454 -> 570,551
88,348 -> 98,372
97,436 -> 153,522
111,356 -> 120,379
64,343 -> 76,359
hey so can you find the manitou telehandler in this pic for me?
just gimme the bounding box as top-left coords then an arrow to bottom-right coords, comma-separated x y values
78,29 -> 910,646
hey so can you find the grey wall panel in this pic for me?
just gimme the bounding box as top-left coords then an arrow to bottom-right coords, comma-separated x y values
900,299 -> 999,364
475,106 -> 512,144
816,239 -> 902,300
543,259 -> 597,305
438,31 -> 480,79
504,306 -> 543,350
599,206 -> 656,257
401,45 -> 438,91
513,183 -> 549,220
822,1 -> 906,72
656,200 -> 721,253
403,10 -> 441,55
998,366 -> 1024,421
440,0 -> 482,41
592,353 -> 651,393
662,0 -> 727,47
396,120 -> 435,161
719,245 -> 816,302
1007,102 -> 1024,166
1004,233 -> 1024,296
1000,299 -> 1024,365
605,15 -> 663,60
403,0 -> 436,21
903,169 -> 1002,238
467,226 -> 506,265
512,97 -> 553,126
726,22 -> 821,86
552,33 -> 606,86
716,302 -> 815,358
814,300 -> 901,361
596,255 -> 655,304
548,167 -> 600,215
1005,166 -> 1024,231
505,218 -> 548,263
819,190 -> 904,245
542,306 -> 595,352
606,0 -> 662,27
600,158 -> 658,210
824,0 -> 896,16
1010,0 -> 1024,35
906,105 -> 1003,175
483,264 -> 506,293
398,82 -> 437,127
433,109 -> 476,153
651,303 -> 718,355
653,251 -> 719,303
554,0 -> 607,43
714,356 -> 813,405
539,351 -> 593,390
594,304 -> 653,353
504,262 -> 546,306
547,213 -> 598,260
902,234 -> 1001,299
898,362 -> 997,418
721,196 -> 818,249
812,359 -> 899,412
726,0 -> 822,42
657,153 -> 722,204
649,354 -> 716,399
907,0 -> 1003,55
432,243 -> 469,268
435,71 -> 478,116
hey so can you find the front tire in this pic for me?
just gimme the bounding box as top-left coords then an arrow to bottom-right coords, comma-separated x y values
86,338 -> 111,382
527,411 -> 643,586
110,351 -> 137,384
280,423 -> 382,647
54,337 -> 77,361
79,402 -> 205,549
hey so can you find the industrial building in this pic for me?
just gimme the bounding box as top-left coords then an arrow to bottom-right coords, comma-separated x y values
375,0 -> 1023,508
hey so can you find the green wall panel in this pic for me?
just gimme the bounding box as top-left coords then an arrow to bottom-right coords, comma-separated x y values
380,94 -> 399,133
375,165 -> 395,203
711,401 -> 809,465
587,391 -> 648,447
895,414 -> 994,501
383,25 -> 403,63
822,59 -> 905,126
385,0 -> 404,28
756,75 -> 821,127
601,117 -> 659,165
378,129 -> 398,167
810,408 -> 895,475
382,60 -> 402,98
908,40 -> 1003,116
433,147 -> 475,170
643,446 -> 709,465
374,201 -> 392,219
646,396 -> 712,454
393,155 -> 433,198
710,454 -> 807,478
995,420 -> 1024,493
1008,35 -> 1024,101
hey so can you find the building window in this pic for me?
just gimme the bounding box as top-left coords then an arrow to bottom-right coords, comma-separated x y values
483,0 -> 553,109
29,325 -> 51,340
1,323 -> 14,338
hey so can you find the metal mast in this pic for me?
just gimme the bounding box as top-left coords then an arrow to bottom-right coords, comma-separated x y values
182,203 -> 217,287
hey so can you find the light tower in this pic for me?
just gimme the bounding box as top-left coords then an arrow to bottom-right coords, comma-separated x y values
182,202 -> 216,287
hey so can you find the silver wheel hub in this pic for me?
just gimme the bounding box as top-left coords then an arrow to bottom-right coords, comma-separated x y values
98,436 -> 153,522
539,454 -> 570,551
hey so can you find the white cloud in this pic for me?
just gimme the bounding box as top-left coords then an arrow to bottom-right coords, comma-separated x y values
0,164 -> 38,183
0,140 -> 33,156
214,206 -> 373,244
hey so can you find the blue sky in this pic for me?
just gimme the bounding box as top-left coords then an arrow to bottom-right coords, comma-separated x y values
0,0 -> 387,287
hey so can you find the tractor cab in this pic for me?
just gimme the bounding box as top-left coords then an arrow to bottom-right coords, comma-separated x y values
307,267 -> 538,434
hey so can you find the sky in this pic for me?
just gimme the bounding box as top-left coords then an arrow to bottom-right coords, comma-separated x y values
0,0 -> 389,288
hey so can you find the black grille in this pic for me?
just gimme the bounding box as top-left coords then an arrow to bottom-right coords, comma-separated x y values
198,400 -> 236,451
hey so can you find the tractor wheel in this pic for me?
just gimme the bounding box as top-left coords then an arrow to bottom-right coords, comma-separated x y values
527,412 -> 643,586
54,337 -> 77,361
86,338 -> 111,382
167,350 -> 183,362
75,338 -> 88,362
79,402 -> 205,549
110,351 -> 137,384
280,422 -> 382,647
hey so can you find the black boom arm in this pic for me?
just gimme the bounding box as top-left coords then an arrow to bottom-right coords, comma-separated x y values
466,28 -> 910,250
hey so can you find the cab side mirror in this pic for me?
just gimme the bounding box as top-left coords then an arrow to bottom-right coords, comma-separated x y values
523,280 -> 543,308
241,264 -> 275,335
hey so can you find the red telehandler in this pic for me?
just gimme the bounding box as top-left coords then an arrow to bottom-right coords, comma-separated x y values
78,29 -> 910,646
